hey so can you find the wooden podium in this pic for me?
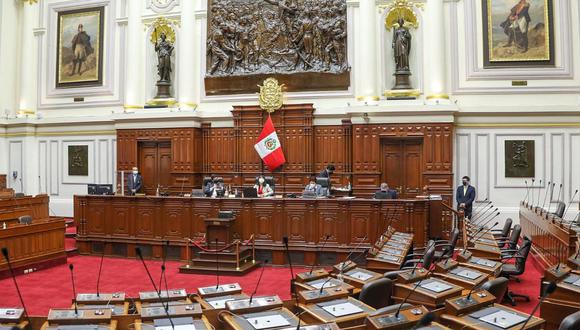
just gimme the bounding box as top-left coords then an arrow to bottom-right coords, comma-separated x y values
180,212 -> 259,275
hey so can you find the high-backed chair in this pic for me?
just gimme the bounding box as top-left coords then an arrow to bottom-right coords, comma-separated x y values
358,278 -> 393,309
371,303 -> 412,316
554,201 -> 566,219
559,311 -> 580,330
18,215 -> 32,225
500,236 -> 532,306
316,177 -> 331,196
433,228 -> 459,261
492,218 -> 512,242
499,224 -> 521,253
480,277 -> 509,303
402,242 -> 436,269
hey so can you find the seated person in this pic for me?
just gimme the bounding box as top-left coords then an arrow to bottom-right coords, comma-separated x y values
373,182 -> 398,199
204,177 -> 225,198
254,175 -> 274,198
303,178 -> 326,197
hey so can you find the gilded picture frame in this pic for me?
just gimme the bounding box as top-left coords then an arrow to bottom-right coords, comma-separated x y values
505,140 -> 535,178
482,0 -> 554,68
56,6 -> 105,88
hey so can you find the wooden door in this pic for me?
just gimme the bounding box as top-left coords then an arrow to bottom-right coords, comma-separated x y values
138,141 -> 172,195
382,140 -> 423,198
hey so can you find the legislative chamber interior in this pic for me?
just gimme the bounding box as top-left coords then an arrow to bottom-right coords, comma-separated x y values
1,0 -> 580,329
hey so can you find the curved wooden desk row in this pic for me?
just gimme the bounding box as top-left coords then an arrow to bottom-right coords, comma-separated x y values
0,194 -> 50,222
74,195 -> 442,265
540,264 -> 580,330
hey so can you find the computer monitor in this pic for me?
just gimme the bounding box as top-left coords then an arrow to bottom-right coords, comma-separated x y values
87,184 -> 98,195
243,187 -> 258,198
97,184 -> 113,195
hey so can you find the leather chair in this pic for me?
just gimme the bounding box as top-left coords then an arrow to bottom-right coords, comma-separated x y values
14,192 -> 25,198
500,236 -> 532,306
553,201 -> 566,219
371,303 -> 412,316
402,241 -> 436,270
480,277 -> 509,303
432,228 -> 459,261
492,218 -> 512,244
559,310 -> 580,330
358,278 -> 393,309
18,215 -> 32,225
499,224 -> 521,255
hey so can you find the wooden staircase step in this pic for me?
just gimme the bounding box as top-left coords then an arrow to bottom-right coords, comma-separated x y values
179,260 -> 260,275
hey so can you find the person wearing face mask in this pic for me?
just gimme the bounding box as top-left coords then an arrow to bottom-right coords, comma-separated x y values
303,178 -> 324,197
456,176 -> 476,218
127,166 -> 143,196
253,175 -> 274,198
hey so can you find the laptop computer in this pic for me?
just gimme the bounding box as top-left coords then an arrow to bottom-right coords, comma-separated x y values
243,187 -> 258,198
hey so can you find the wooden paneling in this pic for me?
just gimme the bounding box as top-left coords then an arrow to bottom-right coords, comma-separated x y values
0,174 -> 6,189
75,195 -> 434,263
0,195 -> 50,222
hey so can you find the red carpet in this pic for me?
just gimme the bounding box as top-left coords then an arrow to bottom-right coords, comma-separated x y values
0,254 -> 543,317
0,255 -> 309,316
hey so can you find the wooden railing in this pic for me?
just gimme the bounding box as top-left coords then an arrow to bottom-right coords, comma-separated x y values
519,202 -> 578,267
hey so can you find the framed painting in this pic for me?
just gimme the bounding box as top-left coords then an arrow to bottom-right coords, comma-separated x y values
505,140 -> 535,178
56,6 -> 104,88
482,0 -> 554,67
68,145 -> 89,176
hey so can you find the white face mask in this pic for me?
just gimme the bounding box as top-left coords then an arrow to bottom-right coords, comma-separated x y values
258,178 -> 265,184
310,183 -> 315,188
133,171 -> 138,175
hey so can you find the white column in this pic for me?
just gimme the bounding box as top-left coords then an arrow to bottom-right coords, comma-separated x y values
356,0 -> 379,102
178,0 -> 197,110
18,2 -> 39,114
124,0 -> 144,110
423,0 -> 449,103
0,0 -> 20,117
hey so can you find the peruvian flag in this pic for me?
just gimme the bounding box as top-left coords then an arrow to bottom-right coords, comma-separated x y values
254,116 -> 286,171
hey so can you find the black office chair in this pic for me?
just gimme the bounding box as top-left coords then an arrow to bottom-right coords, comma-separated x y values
493,218 -> 512,246
14,192 -> 25,198
433,228 -> 459,261
499,224 -> 521,254
559,311 -> 580,330
401,242 -> 436,269
553,201 -> 566,219
500,236 -> 532,306
316,177 -> 331,196
18,215 -> 32,225
371,303 -> 412,316
480,277 -> 509,303
358,278 -> 393,309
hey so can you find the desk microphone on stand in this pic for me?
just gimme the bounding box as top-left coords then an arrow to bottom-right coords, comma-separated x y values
2,248 -> 32,329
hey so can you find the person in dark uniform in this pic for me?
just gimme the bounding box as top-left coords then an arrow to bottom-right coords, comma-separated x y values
319,164 -> 335,178
456,176 -> 476,219
127,167 -> 142,195
374,183 -> 397,199
70,24 -> 93,76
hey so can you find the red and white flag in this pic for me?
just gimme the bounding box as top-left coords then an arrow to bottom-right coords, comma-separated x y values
254,116 -> 286,171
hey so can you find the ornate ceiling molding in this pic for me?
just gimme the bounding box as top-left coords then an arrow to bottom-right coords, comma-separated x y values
146,0 -> 180,14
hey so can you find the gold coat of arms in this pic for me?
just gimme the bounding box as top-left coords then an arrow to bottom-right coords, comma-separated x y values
258,78 -> 284,113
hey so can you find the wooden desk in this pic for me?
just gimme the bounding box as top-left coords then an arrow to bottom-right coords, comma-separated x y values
298,297 -> 375,329
540,272 -> 580,329
366,305 -> 433,330
196,293 -> 249,310
221,307 -> 299,330
520,203 -> 577,267
393,278 -> 463,309
74,195 -> 437,264
135,315 -> 213,330
0,307 -> 28,330
334,267 -> 382,289
0,195 -> 50,222
297,277 -> 356,295
434,266 -> 488,290
0,217 -> 66,276
43,308 -> 117,330
459,257 -> 502,277
441,305 -> 544,329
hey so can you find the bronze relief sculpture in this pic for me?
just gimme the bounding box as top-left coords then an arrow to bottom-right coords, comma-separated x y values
205,0 -> 350,95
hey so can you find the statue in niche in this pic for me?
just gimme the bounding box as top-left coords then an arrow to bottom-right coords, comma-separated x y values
206,0 -> 349,77
392,17 -> 411,73
155,32 -> 174,82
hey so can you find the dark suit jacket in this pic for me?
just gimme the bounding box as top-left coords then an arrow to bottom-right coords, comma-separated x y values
127,173 -> 142,194
456,185 -> 476,210
318,169 -> 331,178
374,189 -> 397,199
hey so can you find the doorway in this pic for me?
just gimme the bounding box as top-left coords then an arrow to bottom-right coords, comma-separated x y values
381,139 -> 423,198
138,141 -> 172,195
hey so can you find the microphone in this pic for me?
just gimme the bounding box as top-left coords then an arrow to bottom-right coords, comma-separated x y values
474,212 -> 500,230
562,189 -> 579,220
519,282 -> 557,330
249,260 -> 268,305
471,222 -> 499,244
136,247 -> 175,329
523,181 -> 529,204
546,183 -> 556,216
96,250 -> 105,298
530,179 -> 535,207
474,208 -> 498,226
472,198 -> 490,214
214,238 -> 220,289
535,180 -> 542,207
412,312 -> 436,330
159,240 -> 170,294
2,248 -> 32,329
394,265 -> 437,318
471,205 -> 494,224
282,236 -> 296,294
69,264 -> 78,315
553,183 -> 563,219
309,235 -> 330,275
567,213 -> 580,231
541,181 -> 551,211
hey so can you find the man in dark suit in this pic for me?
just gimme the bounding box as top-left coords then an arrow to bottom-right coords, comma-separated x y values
456,176 -> 476,218
374,183 -> 397,199
318,164 -> 335,178
127,166 -> 143,195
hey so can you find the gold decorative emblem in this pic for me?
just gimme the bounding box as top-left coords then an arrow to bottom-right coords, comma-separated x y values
22,0 -> 38,4
381,0 -> 421,30
148,17 -> 177,44
258,78 -> 284,113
